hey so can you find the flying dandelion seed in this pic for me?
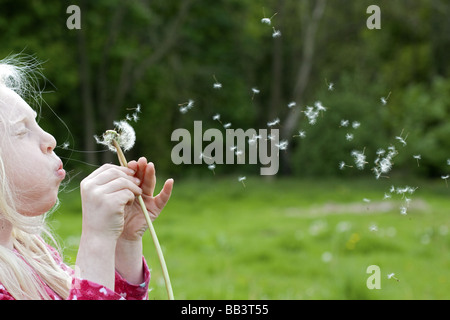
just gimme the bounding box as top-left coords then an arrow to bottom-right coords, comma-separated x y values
248,134 -> 262,145
267,118 -> 280,127
212,113 -> 223,126
369,224 -> 378,232
179,99 -> 194,114
272,27 -> 282,38
293,130 -> 306,139
212,75 -> 222,89
381,92 -> 391,105
339,161 -> 353,170
287,101 -> 297,108
325,79 -> 334,91
208,164 -> 216,175
223,122 -> 232,129
413,154 -> 421,167
351,149 -> 367,170
345,133 -> 354,141
238,176 -> 247,187
251,87 -> 260,100
387,273 -> 399,282
395,129 -> 408,147
400,206 -> 408,215
352,121 -> 361,129
261,8 -> 278,25
125,104 -> 142,122
442,175 -> 449,188
340,119 -> 349,127
447,159 -> 450,166
315,101 -> 326,112
276,140 -> 288,151
199,152 -> 213,161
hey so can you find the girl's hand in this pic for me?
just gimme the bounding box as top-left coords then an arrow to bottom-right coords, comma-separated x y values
120,157 -> 174,242
80,164 -> 142,241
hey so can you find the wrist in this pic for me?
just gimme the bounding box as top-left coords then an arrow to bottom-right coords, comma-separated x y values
76,232 -> 117,290
115,237 -> 144,285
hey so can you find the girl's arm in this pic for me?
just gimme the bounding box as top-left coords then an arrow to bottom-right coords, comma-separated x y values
76,164 -> 142,290
114,158 -> 173,285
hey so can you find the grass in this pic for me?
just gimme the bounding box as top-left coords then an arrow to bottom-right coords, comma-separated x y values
48,175 -> 450,299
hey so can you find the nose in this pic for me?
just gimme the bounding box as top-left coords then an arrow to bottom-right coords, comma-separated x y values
40,130 -> 57,154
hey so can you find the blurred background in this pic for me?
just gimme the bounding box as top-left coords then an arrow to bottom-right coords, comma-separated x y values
1,0 -> 449,299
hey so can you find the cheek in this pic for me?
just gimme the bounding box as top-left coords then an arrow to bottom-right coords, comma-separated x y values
5,157 -> 57,216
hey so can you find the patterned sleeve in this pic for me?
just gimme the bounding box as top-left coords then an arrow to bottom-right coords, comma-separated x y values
0,284 -> 15,300
44,243 -> 150,300
67,257 -> 151,300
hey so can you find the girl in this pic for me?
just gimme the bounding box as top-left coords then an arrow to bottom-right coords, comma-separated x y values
0,55 -> 174,300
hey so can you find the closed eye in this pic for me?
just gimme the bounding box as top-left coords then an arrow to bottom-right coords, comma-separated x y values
14,124 -> 30,137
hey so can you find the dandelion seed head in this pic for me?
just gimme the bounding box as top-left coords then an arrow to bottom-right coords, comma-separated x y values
95,120 -> 136,152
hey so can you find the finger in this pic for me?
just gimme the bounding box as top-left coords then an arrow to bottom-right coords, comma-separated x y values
141,162 -> 157,196
108,189 -> 137,207
88,164 -> 135,182
101,177 -> 142,196
93,168 -> 138,187
134,157 -> 148,182
154,178 -> 174,209
127,160 -> 138,172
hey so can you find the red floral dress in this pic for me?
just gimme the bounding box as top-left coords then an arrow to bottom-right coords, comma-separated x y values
0,244 -> 150,300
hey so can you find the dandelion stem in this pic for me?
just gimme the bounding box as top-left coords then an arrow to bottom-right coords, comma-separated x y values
111,139 -> 174,300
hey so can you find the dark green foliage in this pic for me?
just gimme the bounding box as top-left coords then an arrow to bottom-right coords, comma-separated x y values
0,0 -> 448,178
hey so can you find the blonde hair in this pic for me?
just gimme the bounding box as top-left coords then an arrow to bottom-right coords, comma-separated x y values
0,54 -> 71,299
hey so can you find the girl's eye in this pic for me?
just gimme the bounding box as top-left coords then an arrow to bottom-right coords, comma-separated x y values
15,127 -> 30,137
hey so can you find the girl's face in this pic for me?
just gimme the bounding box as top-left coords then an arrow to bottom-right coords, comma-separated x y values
0,87 -> 65,216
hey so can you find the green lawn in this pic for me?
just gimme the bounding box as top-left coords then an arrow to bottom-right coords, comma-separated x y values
48,176 -> 450,299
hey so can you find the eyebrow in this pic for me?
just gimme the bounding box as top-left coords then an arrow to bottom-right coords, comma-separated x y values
10,110 -> 38,125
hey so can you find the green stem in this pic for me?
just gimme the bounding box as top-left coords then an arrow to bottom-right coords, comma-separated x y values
112,139 -> 174,300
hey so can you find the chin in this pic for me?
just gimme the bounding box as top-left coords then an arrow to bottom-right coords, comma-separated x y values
17,193 -> 59,217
